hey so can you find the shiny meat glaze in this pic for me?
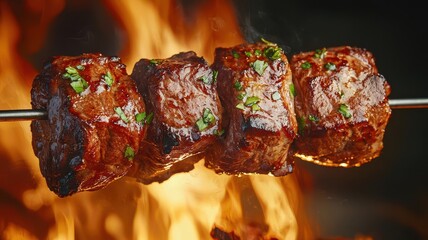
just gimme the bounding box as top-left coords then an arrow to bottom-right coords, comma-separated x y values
31,53 -> 147,197
205,42 -> 297,176
130,52 -> 222,184
290,46 -> 391,167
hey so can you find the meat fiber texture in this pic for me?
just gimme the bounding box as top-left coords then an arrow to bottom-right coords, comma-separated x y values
290,46 -> 391,167
130,52 -> 222,184
31,53 -> 147,197
205,42 -> 297,176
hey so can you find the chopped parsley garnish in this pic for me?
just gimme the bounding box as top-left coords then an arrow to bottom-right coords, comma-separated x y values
237,92 -> 246,100
264,47 -> 282,60
199,75 -> 212,84
199,71 -> 218,85
76,65 -> 85,70
145,112 -> 154,124
135,112 -> 146,123
301,62 -> 312,70
290,83 -> 296,97
251,60 -> 268,75
254,49 -> 262,56
314,48 -> 327,59
245,51 -> 253,57
103,71 -> 114,87
212,70 -> 218,83
203,108 -> 215,124
261,38 -> 277,46
272,91 -> 281,101
214,129 -> 225,136
114,107 -> 129,123
149,59 -> 159,65
244,96 -> 261,106
251,104 -> 261,112
233,81 -> 243,91
232,51 -> 240,59
297,116 -> 306,135
324,62 -> 336,71
236,102 -> 245,110
196,108 -> 215,131
124,145 -> 135,161
338,104 -> 352,118
63,66 -> 88,94
308,115 -> 319,122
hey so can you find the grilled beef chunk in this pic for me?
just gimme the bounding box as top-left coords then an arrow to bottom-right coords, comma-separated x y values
130,51 -> 222,184
205,42 -> 297,176
31,53 -> 147,197
290,46 -> 391,167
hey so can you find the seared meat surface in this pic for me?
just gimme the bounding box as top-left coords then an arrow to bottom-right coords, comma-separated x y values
290,46 -> 391,167
205,42 -> 297,176
130,51 -> 222,184
31,53 -> 147,197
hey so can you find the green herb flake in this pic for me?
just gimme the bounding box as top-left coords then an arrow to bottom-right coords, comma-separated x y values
236,102 -> 245,110
298,116 -> 306,135
103,71 -> 114,87
135,112 -> 147,123
301,62 -> 312,70
251,104 -> 261,112
308,115 -> 319,122
203,108 -> 215,124
63,66 -> 88,94
115,107 -> 129,123
150,59 -> 159,65
145,112 -> 154,124
314,48 -> 327,59
324,62 -> 336,71
272,91 -> 281,101
124,145 -> 135,161
261,38 -> 277,46
196,108 -> 215,131
264,47 -> 282,61
237,92 -> 246,100
244,96 -> 261,106
254,49 -> 262,56
251,60 -> 268,76
212,70 -> 218,83
199,75 -> 212,85
232,51 -> 240,59
233,81 -> 243,91
196,118 -> 208,131
290,83 -> 296,97
338,104 -> 352,118
245,51 -> 253,57
214,129 -> 225,136
76,65 -> 85,70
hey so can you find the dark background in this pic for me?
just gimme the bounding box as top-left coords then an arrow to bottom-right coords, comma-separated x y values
232,0 -> 428,239
15,0 -> 428,239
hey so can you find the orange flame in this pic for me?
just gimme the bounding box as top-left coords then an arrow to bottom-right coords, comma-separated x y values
0,0 -> 314,239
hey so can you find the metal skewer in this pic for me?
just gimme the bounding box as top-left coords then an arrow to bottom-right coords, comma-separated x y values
0,98 -> 427,122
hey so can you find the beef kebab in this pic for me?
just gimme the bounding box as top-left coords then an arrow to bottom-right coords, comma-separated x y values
28,40 -> 391,197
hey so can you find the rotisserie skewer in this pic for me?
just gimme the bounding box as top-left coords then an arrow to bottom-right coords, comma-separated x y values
1,40 -> 426,197
1,98 -> 427,122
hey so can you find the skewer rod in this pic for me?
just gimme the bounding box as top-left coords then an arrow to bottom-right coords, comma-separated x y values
0,109 -> 47,121
0,98 -> 427,121
388,98 -> 428,109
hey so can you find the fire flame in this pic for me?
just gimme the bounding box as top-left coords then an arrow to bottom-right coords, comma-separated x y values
0,0 -> 314,239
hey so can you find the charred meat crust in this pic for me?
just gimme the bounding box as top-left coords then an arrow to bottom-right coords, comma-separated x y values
205,42 -> 297,176
31,53 -> 147,197
290,46 -> 391,167
130,51 -> 222,184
